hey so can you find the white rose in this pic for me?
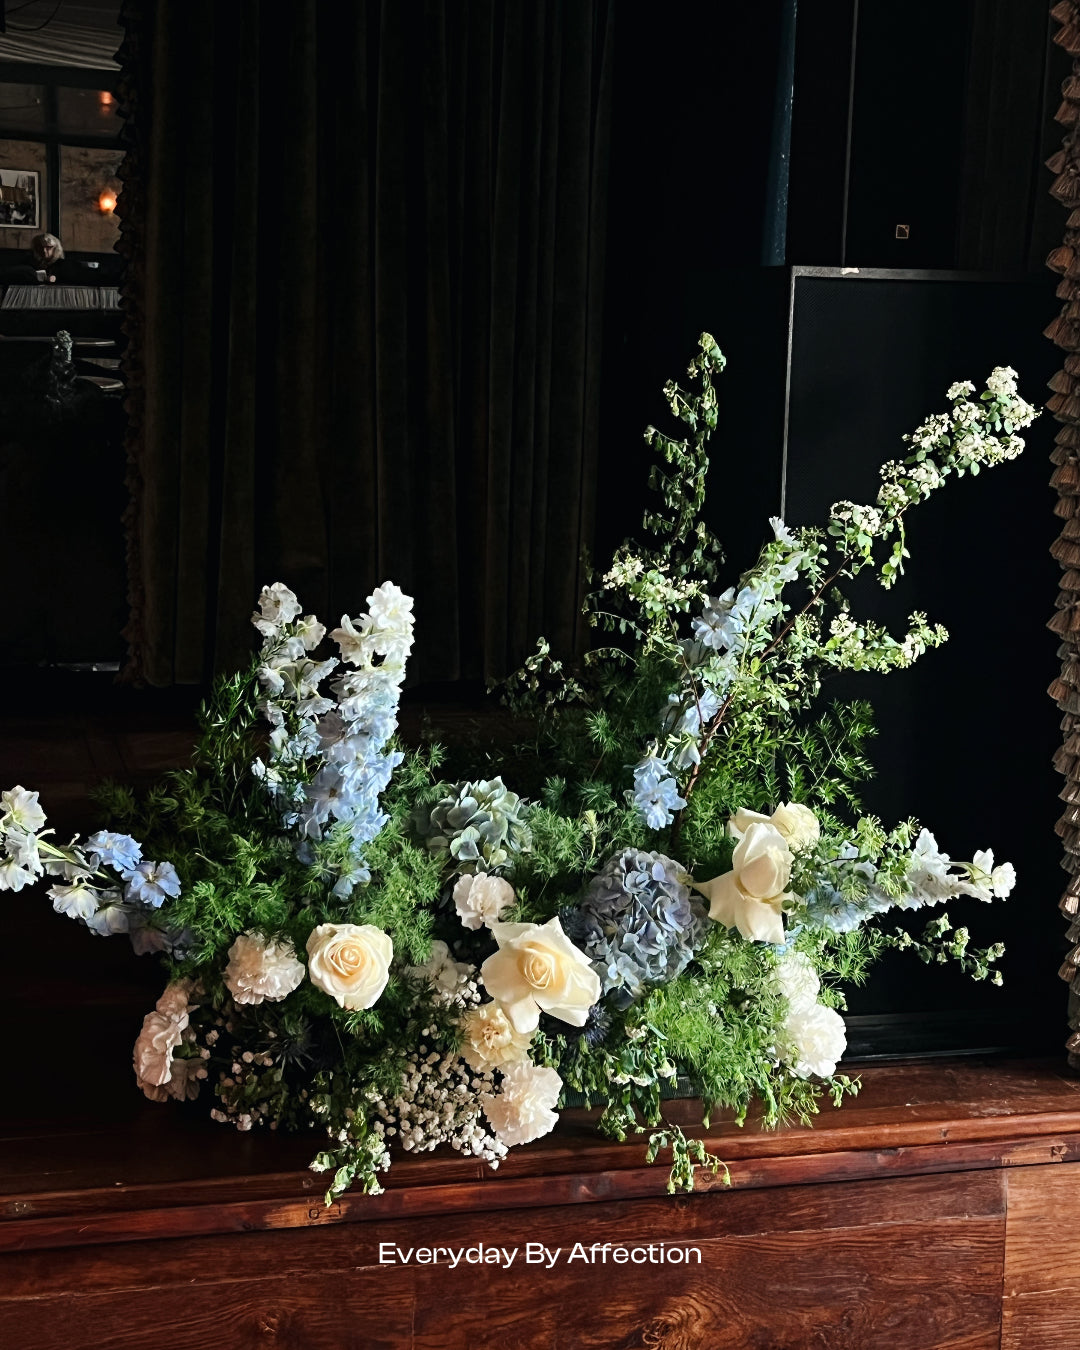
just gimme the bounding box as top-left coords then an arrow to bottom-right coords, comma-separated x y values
774,950 -> 820,1014
454,873 -> 514,931
784,1002 -> 847,1079
481,917 -> 601,1034
481,1061 -> 562,1147
769,803 -> 820,850
693,821 -> 792,944
306,922 -> 393,1010
727,807 -> 773,838
730,802 -> 819,851
461,1003 -> 534,1071
225,931 -> 305,1005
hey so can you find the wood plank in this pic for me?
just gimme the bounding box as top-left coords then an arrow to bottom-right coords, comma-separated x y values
1003,1161 -> 1080,1295
0,1130 -> 1047,1254
0,1173 -> 1006,1350
1001,1163 -> 1080,1350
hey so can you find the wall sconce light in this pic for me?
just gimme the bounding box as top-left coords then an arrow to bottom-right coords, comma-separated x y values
98,189 -> 117,214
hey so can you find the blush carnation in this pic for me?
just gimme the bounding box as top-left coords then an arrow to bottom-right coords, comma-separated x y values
224,931 -> 305,1005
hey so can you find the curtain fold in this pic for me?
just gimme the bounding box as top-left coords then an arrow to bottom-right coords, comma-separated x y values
120,0 -> 614,686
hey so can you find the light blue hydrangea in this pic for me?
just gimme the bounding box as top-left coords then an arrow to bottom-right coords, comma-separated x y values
573,849 -> 707,1008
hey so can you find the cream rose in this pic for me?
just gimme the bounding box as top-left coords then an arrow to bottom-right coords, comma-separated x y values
768,803 -> 820,850
453,873 -> 514,931
730,802 -> 819,850
225,931 -> 305,1005
461,1002 -> 534,1071
693,821 -> 793,944
306,922 -> 393,1010
480,917 -> 601,1034
481,1061 -> 563,1147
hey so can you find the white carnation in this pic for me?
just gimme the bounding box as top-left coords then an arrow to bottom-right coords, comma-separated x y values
225,931 -> 305,1005
784,1003 -> 847,1079
453,873 -> 514,931
774,950 -> 820,1014
481,1061 -> 562,1147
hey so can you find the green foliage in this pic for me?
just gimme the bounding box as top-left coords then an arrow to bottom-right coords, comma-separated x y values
885,912 -> 1005,984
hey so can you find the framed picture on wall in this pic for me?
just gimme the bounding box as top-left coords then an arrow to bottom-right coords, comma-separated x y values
0,168 -> 40,228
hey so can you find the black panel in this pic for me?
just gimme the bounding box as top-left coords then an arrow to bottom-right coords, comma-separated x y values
782,269 -> 1063,1053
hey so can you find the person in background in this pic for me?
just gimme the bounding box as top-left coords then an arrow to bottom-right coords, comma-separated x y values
30,233 -> 77,283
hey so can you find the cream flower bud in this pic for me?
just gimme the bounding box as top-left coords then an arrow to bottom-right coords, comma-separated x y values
306,922 -> 393,1010
693,821 -> 793,944
480,917 -> 601,1034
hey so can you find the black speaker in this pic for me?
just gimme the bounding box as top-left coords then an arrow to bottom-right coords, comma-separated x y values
679,265 -> 1065,1055
787,1 -> 1061,272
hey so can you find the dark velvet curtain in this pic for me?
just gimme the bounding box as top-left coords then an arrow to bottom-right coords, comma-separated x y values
118,0 -> 613,686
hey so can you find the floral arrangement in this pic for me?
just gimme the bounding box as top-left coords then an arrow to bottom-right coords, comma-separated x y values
1,337 -> 1036,1200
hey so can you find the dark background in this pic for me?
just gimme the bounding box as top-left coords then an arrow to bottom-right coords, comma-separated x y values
0,0 -> 1072,1068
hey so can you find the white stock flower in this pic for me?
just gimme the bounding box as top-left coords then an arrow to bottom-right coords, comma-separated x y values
224,931 -> 305,1005
481,1060 -> 562,1147
784,1002 -> 847,1079
306,922 -> 393,1010
453,873 -> 514,931
991,861 -> 1016,898
0,857 -> 36,892
774,950 -> 820,1014
693,822 -> 792,944
366,581 -> 415,633
481,917 -> 601,1034
252,583 -> 302,636
461,1002 -> 534,1071
1,786 -> 46,834
49,883 -> 98,922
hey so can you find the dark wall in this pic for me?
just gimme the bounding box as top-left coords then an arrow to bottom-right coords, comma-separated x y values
601,3 -> 1067,1051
